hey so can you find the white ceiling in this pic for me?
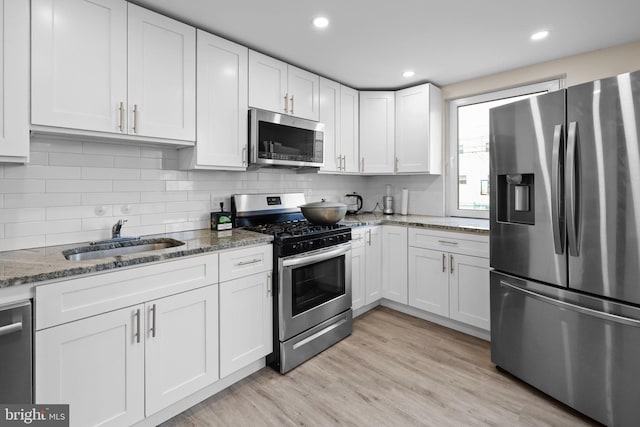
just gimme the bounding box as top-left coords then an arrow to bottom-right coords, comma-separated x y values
131,0 -> 640,89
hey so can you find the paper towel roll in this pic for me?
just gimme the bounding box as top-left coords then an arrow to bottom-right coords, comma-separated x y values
401,188 -> 409,215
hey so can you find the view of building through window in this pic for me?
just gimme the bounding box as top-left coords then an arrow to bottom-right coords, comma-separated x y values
456,93 -> 544,211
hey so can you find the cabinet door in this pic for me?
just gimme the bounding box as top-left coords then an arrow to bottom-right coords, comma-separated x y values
145,285 -> 219,416
219,272 -> 273,378
408,247 -> 448,316
396,83 -> 442,174
340,85 -> 360,173
359,91 -> 395,173
128,3 -> 196,141
449,254 -> 490,330
287,65 -> 320,121
365,227 -> 383,304
35,305 -> 145,427
195,30 -> 248,168
351,245 -> 365,310
248,50 -> 287,114
319,77 -> 341,172
0,0 -> 29,162
382,226 -> 408,304
31,0 -> 127,134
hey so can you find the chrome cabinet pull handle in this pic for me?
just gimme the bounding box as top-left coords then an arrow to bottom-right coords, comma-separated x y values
450,255 -> 454,274
395,157 -> 399,173
236,258 -> 261,266
361,158 -> 365,172
342,155 -> 346,171
267,272 -> 272,297
132,104 -> 139,133
134,309 -> 141,343
150,304 -> 157,338
118,102 -> 125,132
290,95 -> 294,114
284,93 -> 289,113
442,253 -> 446,273
242,146 -> 247,166
438,240 -> 459,246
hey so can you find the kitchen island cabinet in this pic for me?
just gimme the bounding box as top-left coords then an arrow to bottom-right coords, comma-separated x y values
249,50 -> 320,121
31,0 -> 196,143
0,0 -> 29,163
179,30 -> 248,170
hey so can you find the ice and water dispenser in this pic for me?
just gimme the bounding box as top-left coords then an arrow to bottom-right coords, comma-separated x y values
496,173 -> 534,225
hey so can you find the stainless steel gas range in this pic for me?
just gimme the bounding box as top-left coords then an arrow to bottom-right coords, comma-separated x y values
232,193 -> 353,373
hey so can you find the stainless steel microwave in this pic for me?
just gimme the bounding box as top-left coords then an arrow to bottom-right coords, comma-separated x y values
249,108 -> 324,168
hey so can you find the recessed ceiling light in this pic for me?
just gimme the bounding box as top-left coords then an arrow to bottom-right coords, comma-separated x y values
402,70 -> 415,78
530,30 -> 549,41
313,16 -> 329,29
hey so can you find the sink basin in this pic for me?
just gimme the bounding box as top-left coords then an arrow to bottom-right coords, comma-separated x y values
63,238 -> 185,261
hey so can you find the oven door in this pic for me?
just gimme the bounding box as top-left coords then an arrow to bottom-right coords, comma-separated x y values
278,243 -> 351,341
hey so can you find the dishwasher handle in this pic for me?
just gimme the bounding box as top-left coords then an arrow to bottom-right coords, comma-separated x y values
0,321 -> 22,337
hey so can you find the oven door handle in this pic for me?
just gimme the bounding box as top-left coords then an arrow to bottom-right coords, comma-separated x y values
281,244 -> 351,268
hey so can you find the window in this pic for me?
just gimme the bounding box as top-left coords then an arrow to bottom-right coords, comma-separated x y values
446,79 -> 563,218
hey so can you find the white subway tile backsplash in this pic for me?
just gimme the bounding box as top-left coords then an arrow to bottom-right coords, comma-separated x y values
82,167 -> 141,180
45,230 -> 104,247
141,169 -> 188,181
82,192 -> 141,205
82,216 -> 140,232
166,200 -> 208,213
5,219 -> 81,238
83,142 -> 141,157
113,180 -> 165,192
0,179 -> 46,194
1,208 -> 46,223
4,193 -> 81,208
30,138 -> 83,153
29,151 -> 49,165
0,235 -> 46,252
47,205 -> 113,220
46,180 -> 113,193
49,152 -> 114,168
141,191 -> 187,203
114,156 -> 163,169
4,165 -> 81,180
140,212 -> 189,226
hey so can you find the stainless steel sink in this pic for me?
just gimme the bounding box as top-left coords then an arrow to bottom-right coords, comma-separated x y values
63,238 -> 185,261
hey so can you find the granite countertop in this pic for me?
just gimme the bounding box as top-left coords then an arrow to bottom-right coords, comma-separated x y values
340,213 -> 490,234
0,229 -> 273,289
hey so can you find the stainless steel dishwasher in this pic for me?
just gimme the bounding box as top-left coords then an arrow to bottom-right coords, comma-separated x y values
0,300 -> 32,403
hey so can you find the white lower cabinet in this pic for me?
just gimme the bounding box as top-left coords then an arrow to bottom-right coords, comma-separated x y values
381,225 -> 408,304
36,305 -> 145,427
407,228 -> 490,331
351,244 -> 365,310
35,285 -> 218,426
219,271 -> 273,378
351,226 -> 382,309
145,286 -> 219,415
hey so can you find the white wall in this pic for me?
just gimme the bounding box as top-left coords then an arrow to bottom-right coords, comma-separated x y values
0,137 -> 368,251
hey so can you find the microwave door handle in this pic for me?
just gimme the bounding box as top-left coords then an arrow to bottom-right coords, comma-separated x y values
566,121 -> 580,257
551,124 -> 565,255
282,244 -> 351,268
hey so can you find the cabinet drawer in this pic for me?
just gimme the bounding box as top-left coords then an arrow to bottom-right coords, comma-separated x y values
350,227 -> 367,248
219,244 -> 272,282
35,253 -> 219,330
408,228 -> 489,258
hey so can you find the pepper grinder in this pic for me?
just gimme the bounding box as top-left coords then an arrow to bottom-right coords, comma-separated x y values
383,184 -> 394,215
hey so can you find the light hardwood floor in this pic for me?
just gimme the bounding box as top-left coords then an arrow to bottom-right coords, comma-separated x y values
162,307 -> 600,426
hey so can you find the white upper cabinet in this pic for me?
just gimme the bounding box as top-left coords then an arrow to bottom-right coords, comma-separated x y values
31,0 -> 127,134
359,91 -> 395,173
127,4 -> 196,141
395,83 -> 442,174
319,77 -> 341,172
248,50 -> 319,121
31,0 -> 196,143
320,78 -> 360,174
340,86 -> 360,173
0,0 -> 29,163
179,30 -> 248,170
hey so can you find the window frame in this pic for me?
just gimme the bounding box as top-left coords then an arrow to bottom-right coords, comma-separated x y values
445,79 -> 564,219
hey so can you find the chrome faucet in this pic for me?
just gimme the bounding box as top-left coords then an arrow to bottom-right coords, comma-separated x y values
112,219 -> 127,239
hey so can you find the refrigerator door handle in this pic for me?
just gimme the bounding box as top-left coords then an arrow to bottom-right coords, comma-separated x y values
551,124 -> 565,255
499,280 -> 640,327
566,121 -> 580,257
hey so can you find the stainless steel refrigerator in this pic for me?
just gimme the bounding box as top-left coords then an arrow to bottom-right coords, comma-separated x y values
490,70 -> 640,426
